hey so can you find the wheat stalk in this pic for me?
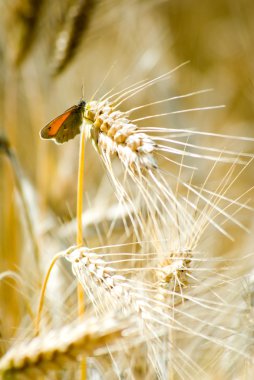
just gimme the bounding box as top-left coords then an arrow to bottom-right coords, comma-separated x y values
76,119 -> 88,380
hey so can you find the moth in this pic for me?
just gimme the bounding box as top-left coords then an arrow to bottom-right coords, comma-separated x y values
40,100 -> 86,144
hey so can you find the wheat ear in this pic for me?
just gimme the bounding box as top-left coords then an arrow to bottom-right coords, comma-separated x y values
0,136 -> 41,274
156,249 -> 192,293
84,99 -> 157,172
82,91 -> 254,242
65,245 -> 254,362
0,315 -> 133,380
64,246 -> 193,324
51,0 -> 96,75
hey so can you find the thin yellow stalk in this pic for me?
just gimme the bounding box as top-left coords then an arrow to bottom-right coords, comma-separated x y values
76,125 -> 86,380
34,252 -> 63,336
77,127 -> 86,246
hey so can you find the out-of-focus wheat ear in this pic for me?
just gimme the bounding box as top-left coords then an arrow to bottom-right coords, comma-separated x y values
0,315 -> 135,380
0,135 -> 11,155
56,201 -> 132,242
51,0 -> 96,76
0,271 -> 34,321
0,135 -> 41,274
8,0 -> 44,65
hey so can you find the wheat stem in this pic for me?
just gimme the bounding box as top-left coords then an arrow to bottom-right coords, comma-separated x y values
34,252 -> 64,336
77,126 -> 86,246
76,124 -> 87,380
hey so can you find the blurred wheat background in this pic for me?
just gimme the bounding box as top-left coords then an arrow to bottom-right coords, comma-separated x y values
0,0 -> 254,379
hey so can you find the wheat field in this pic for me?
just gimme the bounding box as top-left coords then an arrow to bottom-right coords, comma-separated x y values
0,1 -> 254,379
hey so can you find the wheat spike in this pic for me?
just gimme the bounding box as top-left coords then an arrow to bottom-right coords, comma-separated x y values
40,72 -> 254,241
65,247 -> 138,311
63,241 -> 254,373
156,249 -> 192,293
51,0 -> 96,75
82,82 -> 254,241
9,0 -> 44,65
0,315 -> 134,379
84,99 -> 158,171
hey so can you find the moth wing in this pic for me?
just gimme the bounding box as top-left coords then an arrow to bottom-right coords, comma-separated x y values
40,105 -> 77,140
54,106 -> 83,143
